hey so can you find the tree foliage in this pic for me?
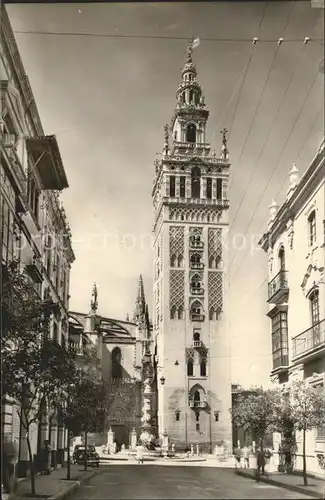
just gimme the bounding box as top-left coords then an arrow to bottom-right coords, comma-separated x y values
231,386 -> 279,447
1,261 -> 79,494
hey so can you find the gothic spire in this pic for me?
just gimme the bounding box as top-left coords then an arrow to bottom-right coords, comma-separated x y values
90,282 -> 98,314
133,274 -> 146,321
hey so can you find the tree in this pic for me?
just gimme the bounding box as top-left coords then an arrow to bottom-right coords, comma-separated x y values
1,262 -> 77,495
287,380 -> 325,486
63,377 -> 109,472
230,386 -> 279,451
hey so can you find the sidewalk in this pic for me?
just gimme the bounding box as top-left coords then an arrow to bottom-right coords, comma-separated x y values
5,465 -> 100,500
236,468 -> 325,499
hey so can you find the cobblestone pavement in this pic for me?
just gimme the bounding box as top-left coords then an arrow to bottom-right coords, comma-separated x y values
71,465 -> 314,499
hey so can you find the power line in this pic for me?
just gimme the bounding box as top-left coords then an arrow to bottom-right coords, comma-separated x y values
228,110 -> 323,296
226,2 -> 268,139
228,67 -> 321,283
228,1 -> 296,192
227,40 -> 309,246
12,30 -> 323,44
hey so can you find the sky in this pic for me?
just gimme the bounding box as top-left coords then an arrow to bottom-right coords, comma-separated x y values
7,1 -> 324,387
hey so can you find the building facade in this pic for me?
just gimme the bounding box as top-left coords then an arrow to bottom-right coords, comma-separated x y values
68,277 -> 155,451
1,5 -> 75,475
259,140 -> 325,475
152,43 -> 232,452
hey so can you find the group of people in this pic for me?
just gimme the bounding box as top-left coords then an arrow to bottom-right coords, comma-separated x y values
233,445 -> 272,482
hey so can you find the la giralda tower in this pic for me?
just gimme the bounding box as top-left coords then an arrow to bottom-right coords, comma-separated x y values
152,40 -> 232,452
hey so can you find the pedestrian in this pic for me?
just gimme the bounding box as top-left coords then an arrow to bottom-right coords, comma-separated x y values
255,448 -> 265,482
2,434 -> 18,494
136,442 -> 144,464
233,446 -> 242,469
242,445 -> 250,469
42,440 -> 52,474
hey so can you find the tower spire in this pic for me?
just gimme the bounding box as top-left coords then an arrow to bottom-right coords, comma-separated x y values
90,282 -> 98,314
134,274 -> 146,321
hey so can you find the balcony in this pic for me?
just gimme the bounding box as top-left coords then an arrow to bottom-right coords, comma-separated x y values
190,288 -> 204,296
25,258 -> 43,284
191,313 -> 205,322
164,196 -> 229,208
268,271 -> 289,304
189,239 -> 204,249
271,354 -> 289,375
292,320 -> 325,361
26,135 -> 68,191
190,262 -> 204,270
189,400 -> 207,409
193,340 -> 202,348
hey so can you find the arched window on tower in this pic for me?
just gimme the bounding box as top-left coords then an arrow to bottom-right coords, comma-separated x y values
186,124 -> 197,143
194,390 -> 200,405
189,90 -> 194,103
200,359 -> 207,377
180,177 -> 186,198
177,254 -> 183,267
187,359 -> 194,376
112,347 -> 122,379
191,167 -> 201,199
178,306 -> 184,320
170,306 -> 177,319
209,307 -> 215,321
209,256 -> 215,269
170,254 -> 177,267
206,178 -> 212,199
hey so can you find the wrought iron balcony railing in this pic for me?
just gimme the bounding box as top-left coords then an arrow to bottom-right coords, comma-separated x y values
189,240 -> 204,249
189,400 -> 207,408
190,288 -> 204,296
268,271 -> 289,302
292,319 -> 325,359
193,340 -> 202,348
191,313 -> 205,322
190,262 -> 204,270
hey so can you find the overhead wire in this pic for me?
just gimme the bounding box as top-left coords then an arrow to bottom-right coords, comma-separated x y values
228,38 -> 309,242
228,65 -> 322,283
211,2 -> 268,152
227,1 -> 296,192
226,105 -> 323,301
12,30 -> 323,44
226,2 -> 268,140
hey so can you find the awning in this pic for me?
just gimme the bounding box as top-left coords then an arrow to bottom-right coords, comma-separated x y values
26,135 -> 69,191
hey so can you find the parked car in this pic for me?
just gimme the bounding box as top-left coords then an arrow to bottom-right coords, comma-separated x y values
72,445 -> 100,467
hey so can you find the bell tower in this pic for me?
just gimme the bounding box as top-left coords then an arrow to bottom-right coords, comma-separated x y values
152,41 -> 232,451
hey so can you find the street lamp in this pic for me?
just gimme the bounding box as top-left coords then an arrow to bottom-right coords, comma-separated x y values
160,376 -> 165,385
214,410 -> 220,422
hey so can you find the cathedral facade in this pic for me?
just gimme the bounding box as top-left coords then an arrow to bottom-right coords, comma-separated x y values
68,277 -> 156,450
152,43 -> 232,451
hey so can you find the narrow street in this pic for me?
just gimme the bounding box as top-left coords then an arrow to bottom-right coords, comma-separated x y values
71,466 -> 313,499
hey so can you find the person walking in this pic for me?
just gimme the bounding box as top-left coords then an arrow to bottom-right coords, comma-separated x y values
42,440 -> 52,474
255,448 -> 266,482
2,434 -> 18,495
233,446 -> 242,469
136,442 -> 144,464
242,445 -> 250,469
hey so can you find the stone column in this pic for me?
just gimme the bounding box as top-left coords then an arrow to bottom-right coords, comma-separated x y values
212,179 -> 217,199
201,178 -> 206,199
186,176 -> 191,198
175,176 -> 180,198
